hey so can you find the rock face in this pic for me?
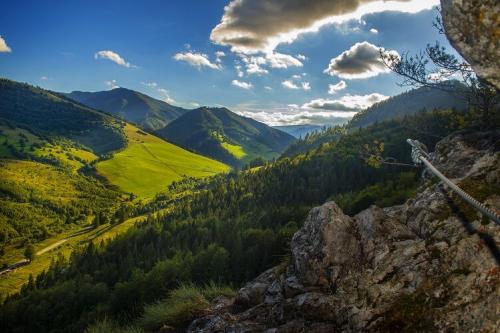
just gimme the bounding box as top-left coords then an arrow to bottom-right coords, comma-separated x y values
441,0 -> 500,89
188,131 -> 500,333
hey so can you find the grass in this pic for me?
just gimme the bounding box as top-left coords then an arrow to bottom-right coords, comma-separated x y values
211,130 -> 247,160
221,142 -> 247,159
85,318 -> 144,333
0,125 -> 98,172
137,283 -> 236,331
97,124 -> 230,199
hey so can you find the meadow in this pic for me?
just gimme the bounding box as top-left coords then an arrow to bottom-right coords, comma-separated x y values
96,124 -> 230,199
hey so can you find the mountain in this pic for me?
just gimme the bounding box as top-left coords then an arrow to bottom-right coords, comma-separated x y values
348,84 -> 467,129
156,107 -> 296,167
0,78 -> 126,154
274,124 -> 323,138
65,88 -> 189,131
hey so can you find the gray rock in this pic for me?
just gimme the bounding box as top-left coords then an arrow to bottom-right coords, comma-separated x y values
441,0 -> 500,89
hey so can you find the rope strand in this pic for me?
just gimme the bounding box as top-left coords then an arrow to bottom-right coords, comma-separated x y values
407,139 -> 500,226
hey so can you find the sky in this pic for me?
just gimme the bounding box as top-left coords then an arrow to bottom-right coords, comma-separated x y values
0,0 -> 456,126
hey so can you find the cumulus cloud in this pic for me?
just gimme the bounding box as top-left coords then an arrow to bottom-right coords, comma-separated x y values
0,36 -> 11,53
324,41 -> 399,79
232,79 -> 253,89
302,93 -> 388,111
296,54 -> 307,61
210,0 -> 438,54
174,52 -> 221,69
370,28 -> 379,33
282,80 -> 299,89
282,77 -> 310,91
95,50 -> 134,68
328,80 -> 347,94
104,80 -> 119,89
234,107 -> 354,126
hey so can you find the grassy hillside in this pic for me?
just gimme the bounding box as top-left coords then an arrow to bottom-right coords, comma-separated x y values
96,123 -> 230,199
66,88 -> 189,131
156,107 -> 296,167
0,79 -> 126,155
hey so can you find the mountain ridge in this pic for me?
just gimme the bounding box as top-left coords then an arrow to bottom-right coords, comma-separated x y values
156,106 -> 296,167
65,87 -> 189,131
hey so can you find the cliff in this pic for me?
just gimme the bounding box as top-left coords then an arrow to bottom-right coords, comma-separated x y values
187,131 -> 500,332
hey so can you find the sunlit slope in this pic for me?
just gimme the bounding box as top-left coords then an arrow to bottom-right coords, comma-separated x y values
96,124 -> 230,198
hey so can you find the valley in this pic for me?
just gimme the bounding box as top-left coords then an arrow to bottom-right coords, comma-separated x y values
0,1 -> 499,331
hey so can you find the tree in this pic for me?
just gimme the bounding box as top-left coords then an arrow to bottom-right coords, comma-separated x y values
24,244 -> 36,261
380,10 -> 498,128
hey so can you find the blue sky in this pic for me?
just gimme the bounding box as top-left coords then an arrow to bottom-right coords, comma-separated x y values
0,0 -> 455,126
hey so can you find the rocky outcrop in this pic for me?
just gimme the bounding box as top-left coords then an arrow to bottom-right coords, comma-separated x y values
188,131 -> 500,333
441,0 -> 500,89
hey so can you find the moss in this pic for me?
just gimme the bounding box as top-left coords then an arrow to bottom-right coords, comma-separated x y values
374,290 -> 438,333
451,268 -> 472,276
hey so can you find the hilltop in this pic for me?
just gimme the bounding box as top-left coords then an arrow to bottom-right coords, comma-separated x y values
156,107 -> 296,167
66,88 -> 189,131
349,84 -> 467,129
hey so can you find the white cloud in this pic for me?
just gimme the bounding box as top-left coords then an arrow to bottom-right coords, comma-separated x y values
282,80 -> 300,89
215,51 -> 226,63
0,36 -> 11,53
104,80 -> 120,89
174,52 -> 221,70
40,76 -> 49,81
302,93 -> 388,111
328,80 -> 347,94
296,54 -> 307,61
235,65 -> 245,77
370,28 -> 379,33
234,107 -> 354,126
324,41 -> 399,79
232,79 -> 253,89
282,77 -> 310,91
215,51 -> 226,58
157,87 -> 175,104
210,0 -> 439,54
95,50 -> 134,68
141,81 -> 158,88
265,86 -> 273,91
265,52 -> 303,68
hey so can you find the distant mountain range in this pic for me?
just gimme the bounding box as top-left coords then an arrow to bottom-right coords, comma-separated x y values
274,124 -> 323,138
156,107 -> 296,167
348,84 -> 467,129
65,88 -> 189,131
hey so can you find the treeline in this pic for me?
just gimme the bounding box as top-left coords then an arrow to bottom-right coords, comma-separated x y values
0,109 -> 468,332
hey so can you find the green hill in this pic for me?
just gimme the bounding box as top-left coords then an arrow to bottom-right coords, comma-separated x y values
0,79 -> 126,155
96,123 -> 230,199
66,88 -> 189,131
156,107 -> 296,167
348,84 -> 467,129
